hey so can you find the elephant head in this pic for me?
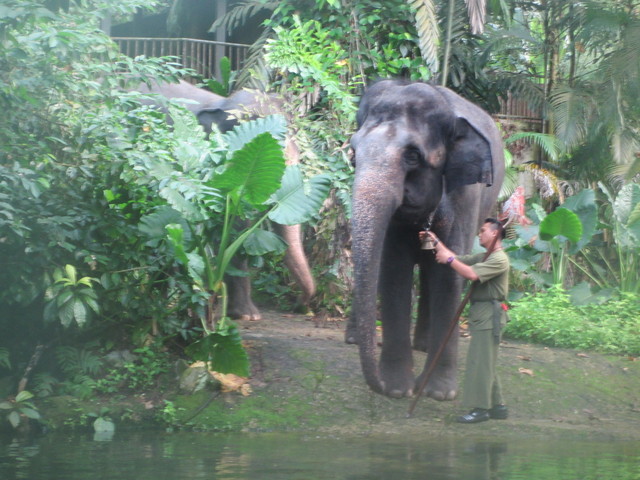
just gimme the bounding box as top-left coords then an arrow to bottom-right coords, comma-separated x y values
348,80 -> 504,397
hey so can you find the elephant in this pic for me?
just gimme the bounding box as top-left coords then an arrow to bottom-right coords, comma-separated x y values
345,80 -> 505,400
135,80 -> 315,320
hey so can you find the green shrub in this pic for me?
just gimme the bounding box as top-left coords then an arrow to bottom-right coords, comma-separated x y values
505,286 -> 640,356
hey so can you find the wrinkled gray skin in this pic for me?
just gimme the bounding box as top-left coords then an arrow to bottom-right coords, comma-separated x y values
346,80 -> 505,400
137,81 -> 315,320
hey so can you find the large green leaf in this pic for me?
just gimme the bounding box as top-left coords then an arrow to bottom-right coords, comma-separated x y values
569,282 -> 615,306
185,323 -> 249,377
165,224 -> 189,265
243,228 -> 287,256
139,206 -> 192,246
562,189 -> 598,252
213,132 -> 286,205
539,208 -> 583,243
223,114 -> 287,155
613,183 -> 640,226
268,167 -> 331,225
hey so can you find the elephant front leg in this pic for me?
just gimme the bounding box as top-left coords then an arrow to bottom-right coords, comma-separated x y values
415,267 -> 462,401
413,253 -> 436,352
378,232 -> 417,398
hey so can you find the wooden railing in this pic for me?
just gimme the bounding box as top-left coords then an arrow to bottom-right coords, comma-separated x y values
496,92 -> 542,124
113,37 -> 250,80
113,37 -> 542,123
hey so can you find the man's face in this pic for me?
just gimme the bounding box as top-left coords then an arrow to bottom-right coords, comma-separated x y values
478,222 -> 497,248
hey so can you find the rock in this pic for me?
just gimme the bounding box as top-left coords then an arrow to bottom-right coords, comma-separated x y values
179,362 -> 218,394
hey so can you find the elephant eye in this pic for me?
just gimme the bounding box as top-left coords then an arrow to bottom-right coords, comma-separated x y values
403,147 -> 422,167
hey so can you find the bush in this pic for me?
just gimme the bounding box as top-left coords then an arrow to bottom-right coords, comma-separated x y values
504,286 -> 640,356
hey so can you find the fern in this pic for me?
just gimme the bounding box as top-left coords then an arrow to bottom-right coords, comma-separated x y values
505,131 -> 563,162
55,346 -> 102,376
31,373 -> 58,397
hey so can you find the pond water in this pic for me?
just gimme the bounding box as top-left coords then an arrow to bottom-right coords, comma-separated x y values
1,430 -> 638,480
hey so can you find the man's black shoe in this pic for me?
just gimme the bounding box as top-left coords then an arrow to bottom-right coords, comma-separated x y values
489,404 -> 508,420
456,408 -> 490,424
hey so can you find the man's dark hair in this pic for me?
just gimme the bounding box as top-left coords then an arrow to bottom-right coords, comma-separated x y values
484,217 -> 506,239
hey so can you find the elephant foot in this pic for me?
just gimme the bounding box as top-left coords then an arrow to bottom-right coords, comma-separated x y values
344,319 -> 358,344
380,360 -> 415,398
234,312 -> 262,321
426,388 -> 457,401
415,369 -> 457,402
228,304 -> 262,321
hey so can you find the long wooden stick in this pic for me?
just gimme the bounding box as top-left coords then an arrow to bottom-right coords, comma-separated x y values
407,232 -> 500,417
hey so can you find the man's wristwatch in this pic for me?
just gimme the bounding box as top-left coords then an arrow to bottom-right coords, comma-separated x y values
446,256 -> 455,265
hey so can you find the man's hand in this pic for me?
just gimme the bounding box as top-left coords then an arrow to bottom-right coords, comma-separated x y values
423,232 -> 455,264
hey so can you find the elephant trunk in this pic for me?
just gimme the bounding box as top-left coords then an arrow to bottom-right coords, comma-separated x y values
279,135 -> 315,308
278,223 -> 315,307
351,161 -> 404,394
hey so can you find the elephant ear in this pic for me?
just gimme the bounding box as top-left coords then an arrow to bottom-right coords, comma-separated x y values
444,116 -> 494,192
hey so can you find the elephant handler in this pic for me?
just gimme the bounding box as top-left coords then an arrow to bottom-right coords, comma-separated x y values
420,218 -> 509,424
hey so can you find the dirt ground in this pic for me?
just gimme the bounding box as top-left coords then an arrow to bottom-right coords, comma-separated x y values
193,308 -> 640,440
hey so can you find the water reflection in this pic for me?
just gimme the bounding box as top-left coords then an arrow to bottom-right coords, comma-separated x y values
1,430 -> 638,480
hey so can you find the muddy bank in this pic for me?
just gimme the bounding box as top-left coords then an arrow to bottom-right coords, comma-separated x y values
164,309 -> 640,440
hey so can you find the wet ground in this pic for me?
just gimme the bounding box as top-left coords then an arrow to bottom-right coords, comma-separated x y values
183,309 -> 640,440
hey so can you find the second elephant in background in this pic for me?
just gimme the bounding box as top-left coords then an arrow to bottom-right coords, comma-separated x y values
136,80 -> 315,320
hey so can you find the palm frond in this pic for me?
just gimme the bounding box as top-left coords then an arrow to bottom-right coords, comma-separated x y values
610,129 -> 640,167
209,1 -> 278,35
549,85 -> 593,150
235,29 -> 273,90
409,0 -> 440,72
465,0 -> 486,34
505,132 -> 563,162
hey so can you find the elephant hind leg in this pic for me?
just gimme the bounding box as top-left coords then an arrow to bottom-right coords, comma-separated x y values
226,273 -> 262,321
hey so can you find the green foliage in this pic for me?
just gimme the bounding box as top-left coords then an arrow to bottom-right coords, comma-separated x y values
264,0 -> 431,82
509,189 -> 596,288
0,0 -> 332,386
266,15 -> 359,117
157,400 -> 184,426
0,391 -> 41,429
204,56 -> 235,96
44,265 -> 99,327
505,286 -> 640,356
55,346 -> 102,399
95,346 -> 169,393
597,183 -> 640,293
